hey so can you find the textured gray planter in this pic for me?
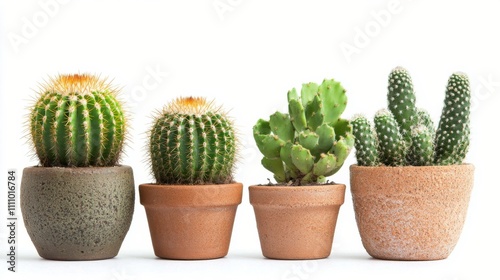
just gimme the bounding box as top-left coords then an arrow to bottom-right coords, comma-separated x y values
21,165 -> 135,261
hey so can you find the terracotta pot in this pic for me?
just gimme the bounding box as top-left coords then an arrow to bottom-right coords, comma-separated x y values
139,182 -> 242,260
249,184 -> 345,260
350,164 -> 474,261
21,166 -> 135,261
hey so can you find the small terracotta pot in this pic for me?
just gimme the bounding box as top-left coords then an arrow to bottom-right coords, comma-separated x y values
249,184 -> 345,260
350,164 -> 474,261
21,166 -> 135,261
139,182 -> 242,260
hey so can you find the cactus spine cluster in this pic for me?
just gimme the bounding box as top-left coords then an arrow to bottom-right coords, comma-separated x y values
149,97 -> 236,185
253,79 -> 354,185
30,74 -> 126,167
352,67 -> 471,166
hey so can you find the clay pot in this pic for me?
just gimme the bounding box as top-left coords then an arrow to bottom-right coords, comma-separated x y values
249,184 -> 345,260
139,182 -> 242,260
20,166 -> 135,261
350,164 -> 474,261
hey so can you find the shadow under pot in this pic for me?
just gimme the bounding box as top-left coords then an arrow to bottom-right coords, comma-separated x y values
350,164 -> 474,261
249,184 -> 345,260
139,182 -> 243,260
21,165 -> 135,261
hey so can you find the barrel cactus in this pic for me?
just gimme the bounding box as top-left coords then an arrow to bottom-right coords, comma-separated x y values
29,74 -> 126,167
351,67 -> 471,166
253,79 -> 354,185
149,97 -> 236,185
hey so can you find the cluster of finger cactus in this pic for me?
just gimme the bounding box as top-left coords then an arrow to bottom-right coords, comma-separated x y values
253,79 -> 354,185
148,97 -> 236,184
352,67 -> 471,166
29,74 -> 126,167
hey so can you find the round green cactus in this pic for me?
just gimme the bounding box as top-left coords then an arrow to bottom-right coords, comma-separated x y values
149,97 -> 236,185
30,74 -> 126,167
253,79 -> 353,185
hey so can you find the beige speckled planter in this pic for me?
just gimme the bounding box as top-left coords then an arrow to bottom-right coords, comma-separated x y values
350,164 -> 474,261
139,183 -> 242,260
249,184 -> 345,260
20,166 -> 135,261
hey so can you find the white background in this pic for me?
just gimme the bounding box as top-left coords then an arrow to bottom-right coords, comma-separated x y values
1,0 -> 499,279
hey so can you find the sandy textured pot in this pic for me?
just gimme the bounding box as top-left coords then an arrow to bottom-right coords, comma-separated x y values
249,184 -> 345,260
350,164 -> 474,261
21,166 -> 135,261
139,183 -> 243,260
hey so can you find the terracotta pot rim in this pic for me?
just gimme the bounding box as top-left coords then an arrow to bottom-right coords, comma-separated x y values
249,183 -> 346,207
139,182 -> 243,207
350,163 -> 474,170
249,183 -> 346,190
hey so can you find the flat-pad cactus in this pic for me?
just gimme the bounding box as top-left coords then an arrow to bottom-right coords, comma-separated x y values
254,79 -> 353,185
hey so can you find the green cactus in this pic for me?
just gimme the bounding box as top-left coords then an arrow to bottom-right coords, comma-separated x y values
416,108 -> 436,138
351,67 -> 471,167
351,114 -> 379,166
408,124 -> 435,166
149,97 -> 236,185
387,66 -> 419,143
254,79 -> 353,185
29,74 -> 126,167
434,73 -> 471,165
374,109 -> 407,166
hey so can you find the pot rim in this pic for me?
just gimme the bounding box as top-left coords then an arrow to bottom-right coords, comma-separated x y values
139,182 -> 243,207
349,163 -> 474,170
249,183 -> 346,207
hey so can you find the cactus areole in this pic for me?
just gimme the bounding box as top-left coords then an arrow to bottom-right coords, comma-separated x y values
253,79 -> 354,186
30,74 -> 126,167
149,97 -> 237,185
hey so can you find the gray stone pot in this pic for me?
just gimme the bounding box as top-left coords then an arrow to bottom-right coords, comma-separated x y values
21,165 -> 135,260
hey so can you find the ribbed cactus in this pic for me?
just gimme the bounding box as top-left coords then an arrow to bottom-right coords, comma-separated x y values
254,79 -> 353,185
149,97 -> 236,185
374,109 -> 406,166
434,73 -> 471,165
352,67 -> 471,167
29,74 -> 126,167
351,114 -> 379,166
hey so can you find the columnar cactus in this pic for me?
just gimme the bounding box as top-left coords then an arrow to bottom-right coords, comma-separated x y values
374,109 -> 406,166
149,97 -> 236,185
30,74 -> 126,167
351,67 -> 471,167
253,79 -> 354,185
387,66 -> 419,143
351,115 -> 379,166
434,73 -> 471,165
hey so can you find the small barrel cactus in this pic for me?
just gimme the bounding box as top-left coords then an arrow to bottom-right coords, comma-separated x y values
253,79 -> 354,185
351,67 -> 471,167
30,74 -> 126,167
149,97 -> 236,185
